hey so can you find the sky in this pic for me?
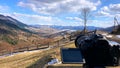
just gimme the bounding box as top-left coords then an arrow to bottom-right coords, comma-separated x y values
0,0 -> 120,28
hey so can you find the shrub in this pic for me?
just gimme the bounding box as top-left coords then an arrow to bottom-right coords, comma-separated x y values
2,36 -> 18,45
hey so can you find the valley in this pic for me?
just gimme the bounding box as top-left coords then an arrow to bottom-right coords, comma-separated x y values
0,14 -> 120,68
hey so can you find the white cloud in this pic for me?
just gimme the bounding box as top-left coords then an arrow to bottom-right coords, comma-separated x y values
101,4 -> 120,13
18,2 -> 37,11
18,0 -> 101,15
0,11 -> 84,26
66,17 -> 82,21
10,12 -> 60,25
115,14 -> 120,17
94,4 -> 120,28
109,4 -> 120,13
0,5 -> 9,13
1,12 -> 115,27
101,6 -> 109,12
88,20 -> 114,28
0,12 -> 83,26
96,3 -> 120,18
96,11 -> 112,17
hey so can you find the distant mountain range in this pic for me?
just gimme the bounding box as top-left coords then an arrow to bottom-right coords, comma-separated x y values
34,25 -> 117,33
0,14 -> 114,34
101,26 -> 114,32
50,25 -> 102,31
30,25 -> 106,31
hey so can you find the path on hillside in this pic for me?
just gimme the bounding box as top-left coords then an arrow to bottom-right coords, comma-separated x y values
0,39 -> 71,58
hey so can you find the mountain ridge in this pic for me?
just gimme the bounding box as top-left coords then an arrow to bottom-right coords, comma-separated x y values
0,14 -> 27,28
30,25 -> 103,31
0,14 -> 42,50
0,14 -> 57,53
0,14 -> 32,35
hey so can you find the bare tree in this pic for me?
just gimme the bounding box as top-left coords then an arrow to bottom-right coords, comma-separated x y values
80,7 -> 90,33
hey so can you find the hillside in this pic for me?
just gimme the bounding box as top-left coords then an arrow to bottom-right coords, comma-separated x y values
111,25 -> 120,34
27,25 -> 59,36
0,40 -> 76,68
101,24 -> 120,34
29,25 -> 103,32
0,14 -> 30,35
0,14 -> 50,52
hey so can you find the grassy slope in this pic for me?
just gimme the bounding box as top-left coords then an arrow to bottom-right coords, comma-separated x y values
0,40 -> 73,68
0,48 -> 60,68
0,41 -> 120,68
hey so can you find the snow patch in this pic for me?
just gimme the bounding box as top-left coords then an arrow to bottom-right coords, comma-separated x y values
108,41 -> 120,46
116,35 -> 120,38
106,35 -> 113,38
48,58 -> 60,65
102,33 -> 107,36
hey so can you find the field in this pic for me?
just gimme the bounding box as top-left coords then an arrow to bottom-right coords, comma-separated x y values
0,39 -> 74,68
0,39 -> 120,68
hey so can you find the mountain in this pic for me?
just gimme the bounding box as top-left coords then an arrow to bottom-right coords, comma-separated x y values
30,25 -> 102,31
111,25 -> 120,34
0,14 -> 44,51
101,26 -> 114,32
0,15 -> 27,28
49,25 -> 102,31
101,25 -> 120,34
0,14 -> 31,35
28,25 -> 59,36
6,16 -> 27,28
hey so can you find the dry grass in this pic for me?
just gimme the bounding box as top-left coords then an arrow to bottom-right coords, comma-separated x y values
0,50 -> 43,68
0,41 -> 120,68
0,40 -> 73,68
0,47 -> 60,68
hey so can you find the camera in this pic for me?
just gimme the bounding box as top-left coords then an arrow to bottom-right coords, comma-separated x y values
61,33 -> 120,68
75,33 -> 120,67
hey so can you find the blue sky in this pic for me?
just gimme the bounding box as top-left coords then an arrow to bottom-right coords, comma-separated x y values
0,0 -> 120,28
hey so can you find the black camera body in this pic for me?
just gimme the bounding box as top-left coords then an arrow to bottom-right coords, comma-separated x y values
75,34 -> 120,67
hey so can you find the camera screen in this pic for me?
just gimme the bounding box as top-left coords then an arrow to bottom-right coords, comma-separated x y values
61,48 -> 85,64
